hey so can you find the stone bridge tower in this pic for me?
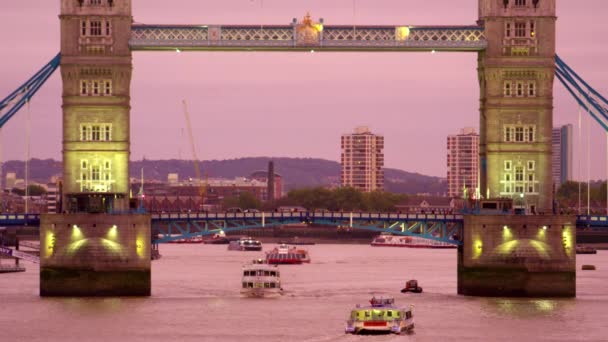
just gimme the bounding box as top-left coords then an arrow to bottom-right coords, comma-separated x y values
60,0 -> 132,213
478,0 -> 556,213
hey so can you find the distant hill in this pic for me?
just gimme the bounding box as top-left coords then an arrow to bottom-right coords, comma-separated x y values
2,157 -> 447,195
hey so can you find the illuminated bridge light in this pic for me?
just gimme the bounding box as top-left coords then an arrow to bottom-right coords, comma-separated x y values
71,225 -> 83,241
108,225 -> 118,239
396,26 -> 410,40
136,236 -> 145,259
45,231 -> 55,258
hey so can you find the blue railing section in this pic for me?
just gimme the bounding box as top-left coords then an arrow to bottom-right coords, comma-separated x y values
2,212 -> 608,228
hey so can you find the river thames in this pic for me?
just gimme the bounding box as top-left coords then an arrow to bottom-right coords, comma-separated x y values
0,244 -> 606,341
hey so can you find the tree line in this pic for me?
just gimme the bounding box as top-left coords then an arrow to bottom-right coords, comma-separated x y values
556,181 -> 608,213
222,187 -> 407,212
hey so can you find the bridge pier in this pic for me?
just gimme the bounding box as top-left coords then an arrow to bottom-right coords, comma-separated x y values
39,213 -> 151,296
458,215 -> 576,297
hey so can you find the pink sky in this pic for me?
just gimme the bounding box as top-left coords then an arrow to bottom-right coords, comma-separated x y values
1,0 -> 607,179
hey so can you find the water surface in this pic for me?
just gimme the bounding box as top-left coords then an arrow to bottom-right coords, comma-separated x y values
0,244 -> 606,341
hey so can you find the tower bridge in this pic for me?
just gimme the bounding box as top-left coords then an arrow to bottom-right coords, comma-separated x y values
2,0 -> 608,297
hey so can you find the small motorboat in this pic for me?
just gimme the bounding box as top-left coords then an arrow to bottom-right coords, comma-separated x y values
576,245 -> 597,254
400,279 -> 423,293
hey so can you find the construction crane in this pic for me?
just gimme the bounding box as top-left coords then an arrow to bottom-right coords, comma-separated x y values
182,100 -> 206,209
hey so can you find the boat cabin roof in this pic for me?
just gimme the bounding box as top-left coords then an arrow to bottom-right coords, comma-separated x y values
352,297 -> 410,311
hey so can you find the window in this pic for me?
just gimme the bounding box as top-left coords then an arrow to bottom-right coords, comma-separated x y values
505,160 -> 512,171
515,22 -> 526,37
530,21 -> 536,37
91,126 -> 101,141
527,173 -> 535,193
90,0 -> 102,4
81,160 -> 88,169
504,126 -> 514,142
525,126 -> 535,142
79,79 -> 112,96
515,0 -> 527,7
80,124 -> 112,141
104,125 -> 112,141
91,166 -> 101,181
515,167 -> 524,182
103,80 -> 112,96
516,82 -> 524,97
528,82 -> 536,97
515,185 -> 524,193
504,82 -> 512,97
81,21 -> 87,36
80,80 -> 88,96
527,161 -> 535,171
515,127 -> 524,142
90,21 -> 102,36
505,23 -> 511,38
105,21 -> 112,36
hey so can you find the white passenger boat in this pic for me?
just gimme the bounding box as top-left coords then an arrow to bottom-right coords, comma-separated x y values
371,232 -> 456,249
241,259 -> 283,298
266,243 -> 310,264
228,237 -> 263,251
345,297 -> 414,335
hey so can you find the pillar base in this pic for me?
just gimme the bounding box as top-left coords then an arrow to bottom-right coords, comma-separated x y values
40,267 -> 150,296
40,213 -> 151,297
459,214 -> 577,298
458,266 -> 575,297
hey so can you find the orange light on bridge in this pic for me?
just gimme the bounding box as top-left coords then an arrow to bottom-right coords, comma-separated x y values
396,26 -> 411,40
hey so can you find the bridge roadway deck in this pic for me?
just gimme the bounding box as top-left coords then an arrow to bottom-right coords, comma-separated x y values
129,24 -> 486,52
1,212 -> 606,227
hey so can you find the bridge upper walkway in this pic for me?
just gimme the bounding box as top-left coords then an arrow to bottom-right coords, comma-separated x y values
130,24 -> 486,52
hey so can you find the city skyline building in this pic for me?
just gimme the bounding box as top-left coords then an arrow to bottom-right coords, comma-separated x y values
447,127 -> 479,198
552,124 -> 573,187
340,126 -> 384,192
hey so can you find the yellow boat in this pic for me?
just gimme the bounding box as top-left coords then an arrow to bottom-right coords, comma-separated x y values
345,297 -> 414,335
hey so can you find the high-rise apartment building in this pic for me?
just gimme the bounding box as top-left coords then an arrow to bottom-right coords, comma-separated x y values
447,128 -> 479,198
341,126 -> 384,192
552,124 -> 573,187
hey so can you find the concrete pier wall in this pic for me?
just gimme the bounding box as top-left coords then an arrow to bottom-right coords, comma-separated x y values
458,215 -> 576,297
40,213 -> 151,296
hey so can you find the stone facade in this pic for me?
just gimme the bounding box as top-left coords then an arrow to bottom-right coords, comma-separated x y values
40,213 -> 151,296
60,0 -> 133,212
458,214 -> 576,297
478,0 -> 556,213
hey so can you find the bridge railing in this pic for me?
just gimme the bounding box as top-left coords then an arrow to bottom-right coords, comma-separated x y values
149,211 -> 465,222
1,213 -> 608,229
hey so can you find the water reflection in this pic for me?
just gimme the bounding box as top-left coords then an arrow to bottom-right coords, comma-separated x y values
48,297 -> 145,315
487,298 -> 574,318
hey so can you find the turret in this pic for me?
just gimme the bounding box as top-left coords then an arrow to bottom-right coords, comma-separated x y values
477,0 -> 557,213
59,0 -> 133,212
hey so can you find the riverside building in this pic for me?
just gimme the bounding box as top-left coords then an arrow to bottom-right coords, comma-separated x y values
340,126 -> 384,192
447,128 -> 479,198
